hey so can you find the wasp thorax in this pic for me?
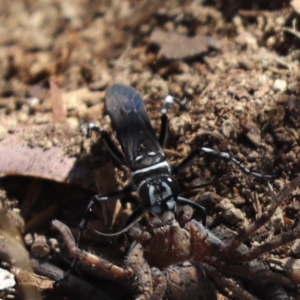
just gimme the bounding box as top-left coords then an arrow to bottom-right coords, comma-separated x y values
138,176 -> 178,214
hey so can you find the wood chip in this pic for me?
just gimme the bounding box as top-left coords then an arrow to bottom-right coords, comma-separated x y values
50,80 -> 66,124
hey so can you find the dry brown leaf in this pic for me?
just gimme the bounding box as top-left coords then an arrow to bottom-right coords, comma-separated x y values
0,125 -> 96,191
150,30 -> 219,60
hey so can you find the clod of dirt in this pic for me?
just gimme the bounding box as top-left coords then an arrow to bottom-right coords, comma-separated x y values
242,122 -> 262,147
216,198 -> 249,229
150,30 -> 220,60
169,114 -> 192,137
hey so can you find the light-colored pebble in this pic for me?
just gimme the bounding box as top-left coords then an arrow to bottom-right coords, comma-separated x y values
0,268 -> 15,290
273,79 -> 287,92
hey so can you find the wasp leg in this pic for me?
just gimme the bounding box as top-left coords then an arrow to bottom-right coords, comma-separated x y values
79,186 -> 134,239
159,95 -> 188,148
172,146 -> 273,180
86,122 -> 126,165
95,205 -> 149,237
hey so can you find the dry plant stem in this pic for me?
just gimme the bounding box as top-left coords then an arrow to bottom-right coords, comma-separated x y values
203,264 -> 259,300
223,176 -> 300,254
282,19 -> 300,39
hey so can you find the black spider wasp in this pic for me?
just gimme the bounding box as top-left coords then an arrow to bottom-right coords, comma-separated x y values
78,83 -> 272,238
57,83 -> 273,281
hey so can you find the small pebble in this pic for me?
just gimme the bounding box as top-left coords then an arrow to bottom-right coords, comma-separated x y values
0,268 -> 15,290
273,79 -> 287,92
66,117 -> 80,130
26,97 -> 41,108
169,114 -> 192,136
24,233 -> 33,246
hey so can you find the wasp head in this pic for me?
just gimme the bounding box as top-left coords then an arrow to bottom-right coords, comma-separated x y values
138,176 -> 178,214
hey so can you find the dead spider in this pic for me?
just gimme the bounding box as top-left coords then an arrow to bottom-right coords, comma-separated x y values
53,177 -> 300,300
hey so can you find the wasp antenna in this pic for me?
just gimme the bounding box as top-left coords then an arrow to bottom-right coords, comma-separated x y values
95,205 -> 149,237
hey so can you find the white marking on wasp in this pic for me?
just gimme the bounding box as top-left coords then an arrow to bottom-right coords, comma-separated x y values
161,95 -> 174,115
166,200 -> 176,210
161,181 -> 172,198
135,152 -> 159,162
165,95 -> 174,104
147,152 -> 156,156
135,155 -> 143,161
132,161 -> 170,177
88,122 -> 96,129
200,147 -> 260,177
149,185 -> 156,206
143,176 -> 174,209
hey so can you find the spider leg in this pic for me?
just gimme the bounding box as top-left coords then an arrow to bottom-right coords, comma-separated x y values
148,268 -> 167,300
52,220 -> 132,280
185,220 -> 295,299
54,220 -> 168,300
203,264 -> 259,300
223,176 -> 300,254
186,219 -> 226,260
207,257 -> 295,291
163,262 -> 217,300
205,259 -> 292,300
240,225 -> 300,262
172,146 -> 273,180
187,220 -> 295,291
125,242 -> 154,300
